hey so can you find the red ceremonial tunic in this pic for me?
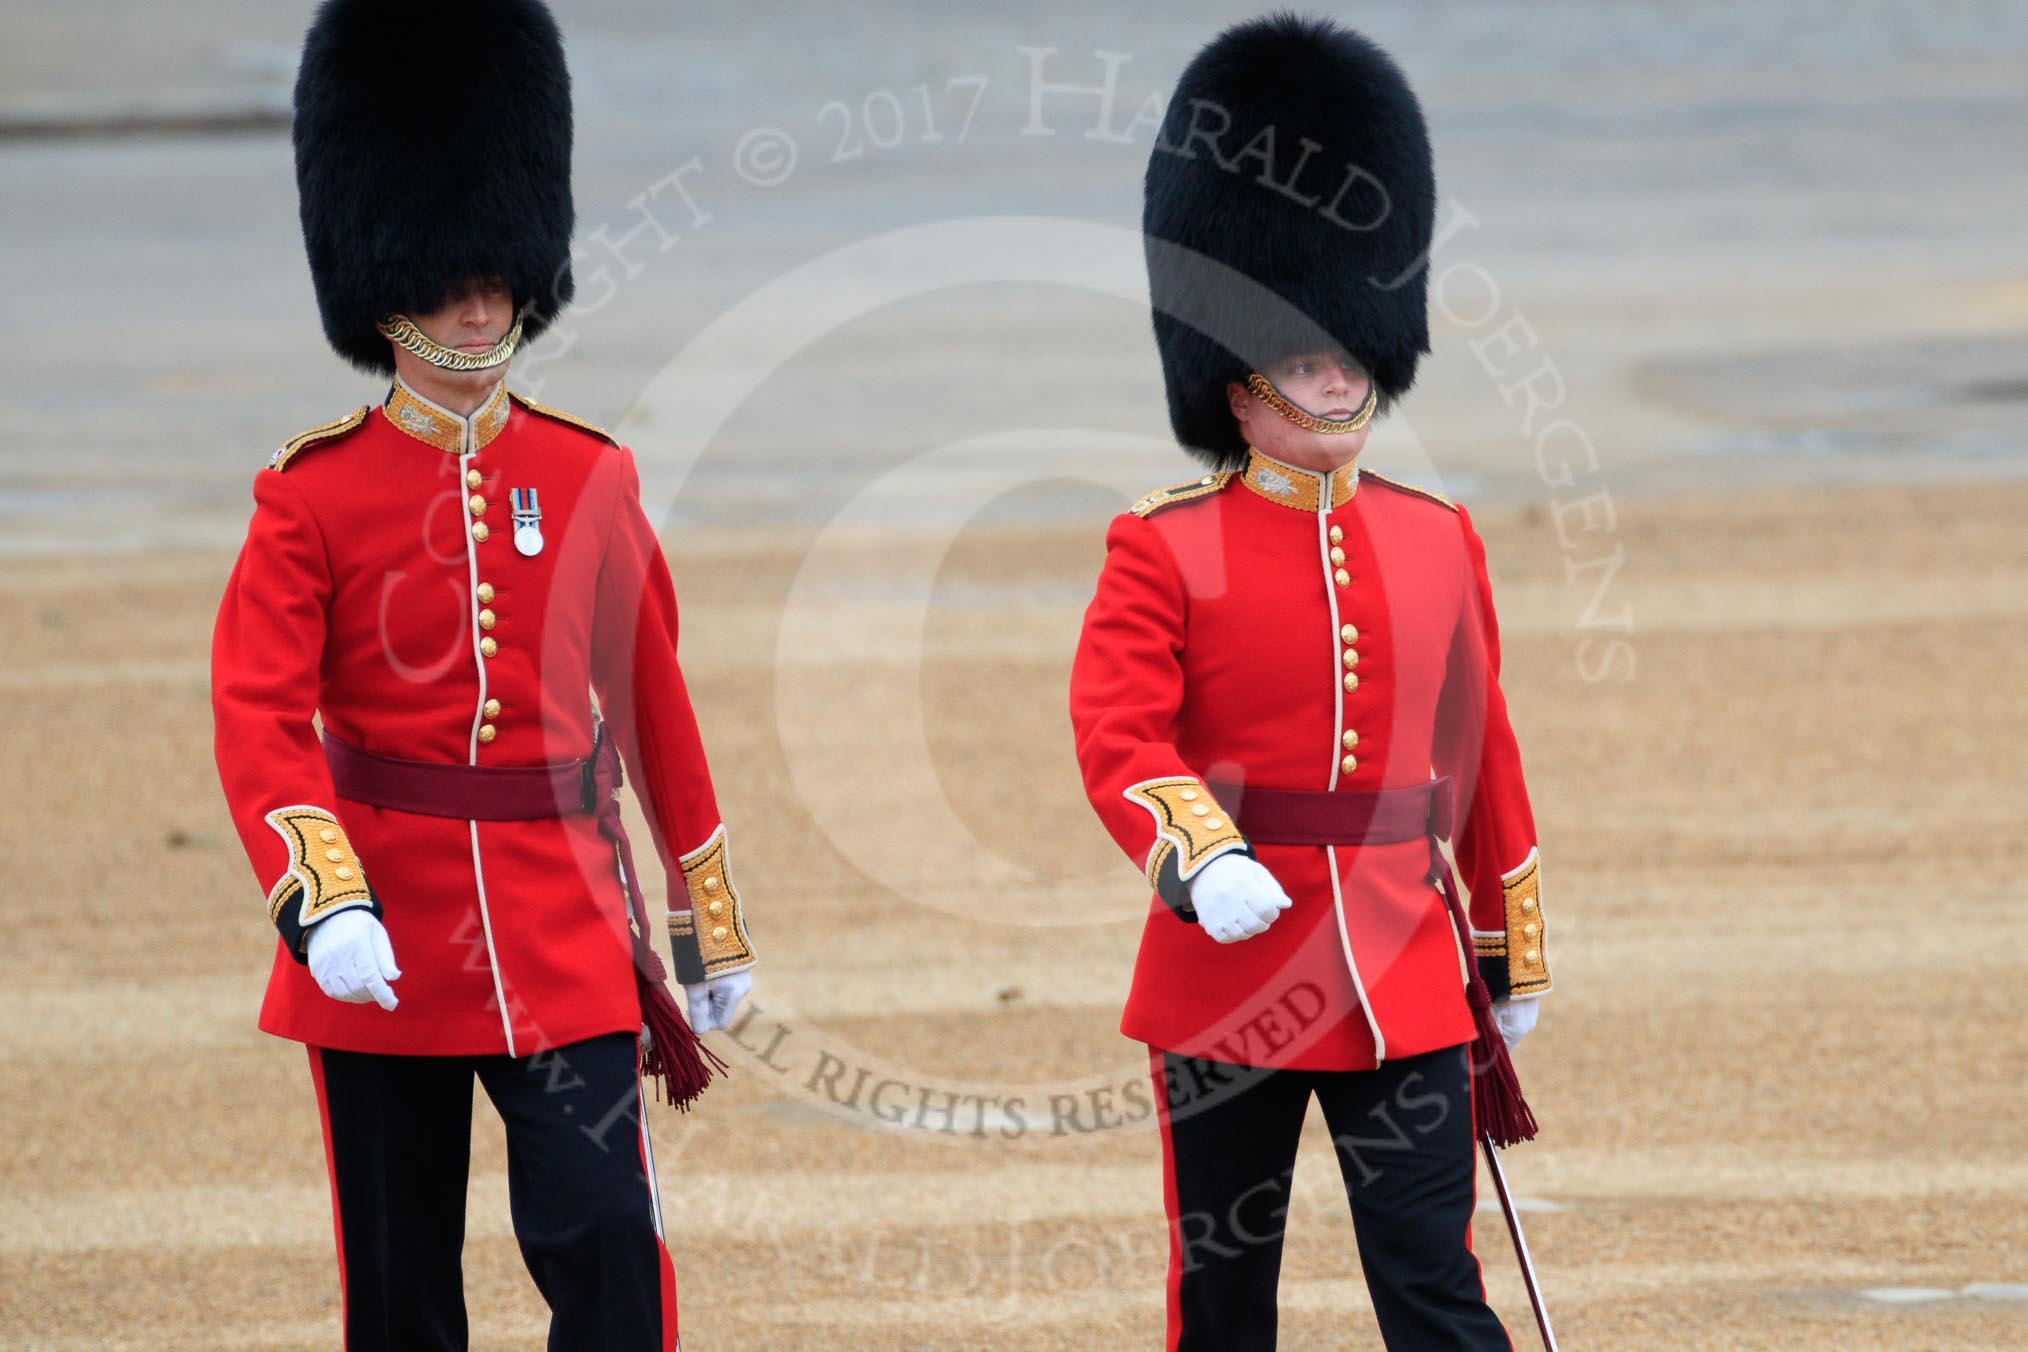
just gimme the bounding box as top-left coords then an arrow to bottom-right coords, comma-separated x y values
1069,447 -> 1549,1072
211,376 -> 755,1057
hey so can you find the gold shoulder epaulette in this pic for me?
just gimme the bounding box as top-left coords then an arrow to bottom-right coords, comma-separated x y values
270,406 -> 369,471
509,390 -> 620,446
1358,467 -> 1457,512
1131,470 -> 1234,518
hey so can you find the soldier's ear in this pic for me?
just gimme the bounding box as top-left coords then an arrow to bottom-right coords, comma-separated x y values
1226,380 -> 1253,422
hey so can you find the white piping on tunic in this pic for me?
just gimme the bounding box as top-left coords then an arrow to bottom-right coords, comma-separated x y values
1316,481 -> 1386,1061
459,432 -> 516,1056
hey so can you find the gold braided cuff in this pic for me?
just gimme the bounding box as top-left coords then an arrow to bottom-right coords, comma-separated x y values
673,824 -> 755,977
1499,848 -> 1550,997
262,807 -> 376,959
1245,372 -> 1377,434
1124,778 -> 1248,886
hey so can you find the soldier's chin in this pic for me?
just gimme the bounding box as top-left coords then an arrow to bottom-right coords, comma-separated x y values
1297,393 -> 1372,429
1277,410 -> 1369,445
439,352 -> 513,381
1299,432 -> 1365,461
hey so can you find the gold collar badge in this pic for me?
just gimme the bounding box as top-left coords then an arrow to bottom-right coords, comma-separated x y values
1239,446 -> 1359,512
384,375 -> 511,454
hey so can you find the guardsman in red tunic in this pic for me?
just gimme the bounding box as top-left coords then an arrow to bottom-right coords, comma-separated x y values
209,4 -> 751,1347
1070,17 -> 1549,1349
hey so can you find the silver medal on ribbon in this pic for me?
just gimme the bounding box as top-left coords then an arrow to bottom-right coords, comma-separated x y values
510,487 -> 545,557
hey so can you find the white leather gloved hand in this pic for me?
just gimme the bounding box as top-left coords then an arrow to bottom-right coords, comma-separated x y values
683,969 -> 752,1033
305,909 -> 401,1011
1188,853 -> 1292,943
1491,997 -> 1539,1049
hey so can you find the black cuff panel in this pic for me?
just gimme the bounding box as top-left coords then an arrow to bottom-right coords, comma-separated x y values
667,911 -> 709,985
1477,953 -> 1513,1002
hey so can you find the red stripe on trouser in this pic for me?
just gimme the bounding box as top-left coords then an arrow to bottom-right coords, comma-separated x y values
306,1046 -> 349,1345
634,1063 -> 681,1352
1147,1047 -> 1183,1352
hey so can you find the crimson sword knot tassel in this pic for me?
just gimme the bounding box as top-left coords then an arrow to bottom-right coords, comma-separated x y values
1430,832 -> 1538,1147
590,721 -> 730,1111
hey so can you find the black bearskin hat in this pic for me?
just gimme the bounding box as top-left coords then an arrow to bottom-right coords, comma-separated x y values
293,0 -> 576,374
1144,13 -> 1436,465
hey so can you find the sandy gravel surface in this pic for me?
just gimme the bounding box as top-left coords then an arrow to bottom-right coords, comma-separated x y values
2,477 -> 2024,1348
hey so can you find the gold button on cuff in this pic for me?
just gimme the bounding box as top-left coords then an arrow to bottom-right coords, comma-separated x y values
1342,649 -> 1359,669
1341,624 -> 1358,642
1179,788 -> 1199,802
478,608 -> 496,630
1342,729 -> 1359,749
264,806 -> 371,923
1521,897 -> 1537,914
711,926 -> 728,942
1341,754 -> 1357,773
478,723 -> 496,744
1334,568 -> 1351,587
476,582 -> 495,603
703,876 -> 720,892
479,637 -> 498,658
1328,525 -> 1343,543
469,495 -> 487,516
1523,948 -> 1541,967
708,899 -> 723,916
482,698 -> 501,718
1125,779 -> 1246,883
1329,547 -> 1346,565
1344,672 -> 1359,691
466,469 -> 483,490
471,522 -> 490,543
1523,922 -> 1539,939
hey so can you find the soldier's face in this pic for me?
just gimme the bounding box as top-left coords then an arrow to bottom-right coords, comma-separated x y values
1227,348 -> 1372,469
412,275 -> 515,354
391,275 -> 517,398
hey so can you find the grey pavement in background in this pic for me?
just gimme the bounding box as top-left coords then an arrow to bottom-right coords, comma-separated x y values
2,1 -> 2025,551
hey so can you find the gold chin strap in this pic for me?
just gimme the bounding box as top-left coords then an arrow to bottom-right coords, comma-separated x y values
377,311 -> 525,372
1246,372 -> 1377,434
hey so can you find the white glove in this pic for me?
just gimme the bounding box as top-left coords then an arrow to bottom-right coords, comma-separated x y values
1491,997 -> 1539,1049
1187,853 -> 1292,943
683,969 -> 752,1033
305,909 -> 401,1011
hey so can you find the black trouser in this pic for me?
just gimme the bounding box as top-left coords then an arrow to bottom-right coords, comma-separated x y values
306,1030 -> 677,1351
1150,1042 -> 1510,1351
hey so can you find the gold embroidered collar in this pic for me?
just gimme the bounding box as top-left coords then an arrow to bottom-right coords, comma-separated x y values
1238,446 -> 1359,512
383,375 -> 511,454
